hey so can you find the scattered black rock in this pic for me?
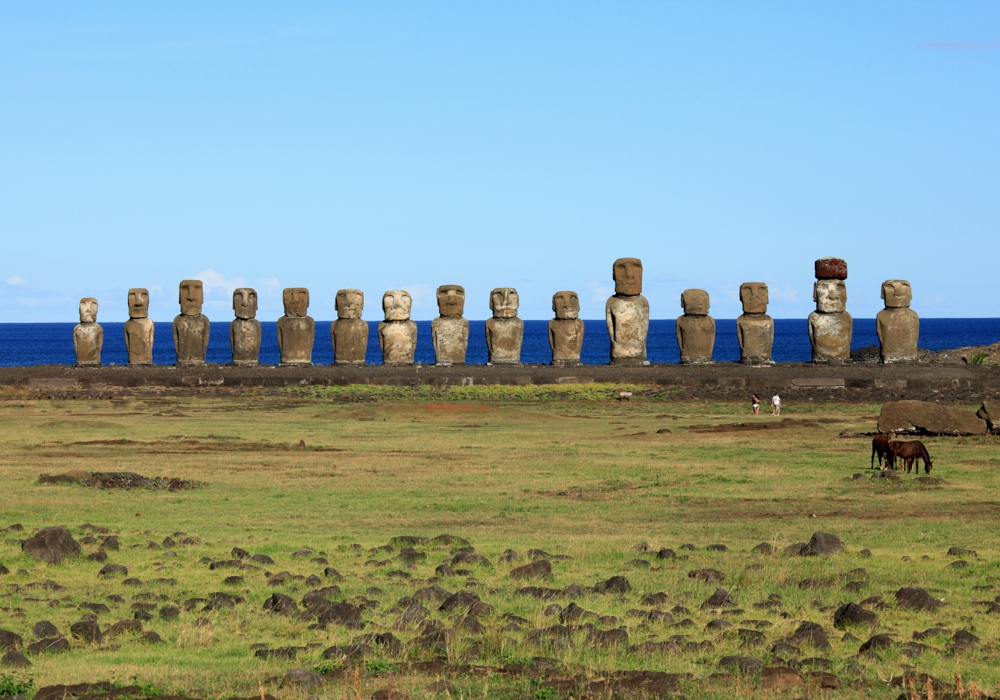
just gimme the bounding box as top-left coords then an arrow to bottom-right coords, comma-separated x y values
895,587 -> 942,611
22,527 -> 81,564
800,532 -> 844,556
510,559 -> 551,580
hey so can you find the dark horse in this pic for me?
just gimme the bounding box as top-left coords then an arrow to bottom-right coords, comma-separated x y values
871,434 -> 892,469
888,440 -> 933,474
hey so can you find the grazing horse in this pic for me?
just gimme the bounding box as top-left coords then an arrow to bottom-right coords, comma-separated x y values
871,434 -> 892,469
887,440 -> 933,475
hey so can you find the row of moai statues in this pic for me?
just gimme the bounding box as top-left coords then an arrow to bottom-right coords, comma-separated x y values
71,257 -> 920,366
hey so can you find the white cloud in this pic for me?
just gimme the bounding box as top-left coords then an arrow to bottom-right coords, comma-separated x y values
6,275 -> 26,285
194,268 -> 246,298
257,277 -> 281,294
587,281 -> 613,304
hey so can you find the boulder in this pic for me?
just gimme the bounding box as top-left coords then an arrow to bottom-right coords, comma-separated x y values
800,532 -> 844,556
510,559 -> 551,580
22,527 -> 81,564
833,603 -> 878,628
978,401 -> 1000,433
878,400 -> 987,436
895,587 -> 942,611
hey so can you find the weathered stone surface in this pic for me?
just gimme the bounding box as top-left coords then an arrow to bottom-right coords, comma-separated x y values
277,288 -> 314,365
173,280 -> 210,366
978,401 -> 1000,433
379,291 -> 417,365
895,587 -> 943,611
815,257 -> 848,280
737,283 -> 773,365
230,289 -> 261,366
800,532 -> 844,556
677,289 -> 715,364
878,400 -> 987,436
73,298 -> 102,366
510,559 -> 551,580
432,286 -> 468,365
809,289 -> 852,363
876,281 -> 918,363
834,603 -> 878,628
548,291 -> 584,366
484,288 -> 522,365
606,259 -> 649,365
22,527 -> 81,563
331,290 -> 367,365
124,288 -> 153,366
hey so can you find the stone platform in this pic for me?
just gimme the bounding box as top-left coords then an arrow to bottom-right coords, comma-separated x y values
2,363 -> 999,403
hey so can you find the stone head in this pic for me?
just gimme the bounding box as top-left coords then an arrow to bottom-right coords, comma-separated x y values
436,285 -> 466,318
282,288 -> 310,317
613,258 -> 643,296
813,279 -> 847,313
815,257 -> 848,280
128,288 -> 149,319
382,290 -> 412,321
740,282 -> 769,314
78,298 -> 98,324
882,280 -> 912,308
336,289 -> 365,320
552,291 -> 580,320
232,288 -> 258,320
178,280 -> 204,316
490,288 -> 519,319
681,289 -> 710,316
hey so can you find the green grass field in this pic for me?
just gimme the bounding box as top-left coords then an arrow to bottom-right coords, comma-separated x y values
1,385 -> 998,699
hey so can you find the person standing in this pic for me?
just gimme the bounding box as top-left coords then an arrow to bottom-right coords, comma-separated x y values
751,394 -> 760,416
771,392 -> 781,416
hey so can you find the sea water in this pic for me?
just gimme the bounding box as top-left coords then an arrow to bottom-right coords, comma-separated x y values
0,319 -> 997,367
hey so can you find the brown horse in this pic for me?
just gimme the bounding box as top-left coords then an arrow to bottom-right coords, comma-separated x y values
871,434 -> 892,469
887,439 -> 933,474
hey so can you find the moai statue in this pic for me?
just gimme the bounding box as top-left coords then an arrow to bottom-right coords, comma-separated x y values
331,289 -> 368,365
173,280 -> 210,366
486,288 -> 523,365
431,285 -> 469,365
378,290 -> 417,365
124,288 -> 154,366
808,257 -> 852,363
736,282 -> 774,365
606,258 -> 650,365
676,289 -> 715,364
277,287 -> 314,365
549,291 -> 584,366
877,280 -> 919,364
230,288 -> 261,366
73,298 -> 103,366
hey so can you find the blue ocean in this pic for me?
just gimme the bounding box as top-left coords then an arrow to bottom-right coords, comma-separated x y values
0,319 -> 997,367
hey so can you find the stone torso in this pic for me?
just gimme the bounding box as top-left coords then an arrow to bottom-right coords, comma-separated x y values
736,314 -> 774,364
230,318 -> 261,365
173,314 -> 210,366
809,311 -> 853,361
677,315 -> 716,363
73,323 -> 103,365
877,308 -> 919,363
124,318 -> 155,365
431,317 -> 469,365
379,321 -> 417,364
277,316 -> 315,364
331,319 -> 369,364
486,317 -> 523,364
548,318 -> 584,364
606,295 -> 649,364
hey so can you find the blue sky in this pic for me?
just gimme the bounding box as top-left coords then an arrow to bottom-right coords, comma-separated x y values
1,2 -> 997,322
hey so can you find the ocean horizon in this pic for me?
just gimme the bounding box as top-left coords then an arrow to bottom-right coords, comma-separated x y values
1,318 -> 997,367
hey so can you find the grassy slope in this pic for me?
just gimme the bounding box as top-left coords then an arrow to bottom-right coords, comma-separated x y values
0,385 -> 998,699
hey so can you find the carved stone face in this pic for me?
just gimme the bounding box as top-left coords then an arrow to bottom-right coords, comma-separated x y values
814,279 -> 847,313
882,280 -> 912,308
613,258 -> 643,296
740,283 -> 769,314
282,288 -> 310,317
128,288 -> 149,319
78,298 -> 98,324
437,285 -> 466,317
383,290 -> 412,321
336,289 -> 364,320
490,288 -> 519,318
178,280 -> 204,315
233,288 -> 258,320
552,291 -> 580,320
681,289 -> 710,316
